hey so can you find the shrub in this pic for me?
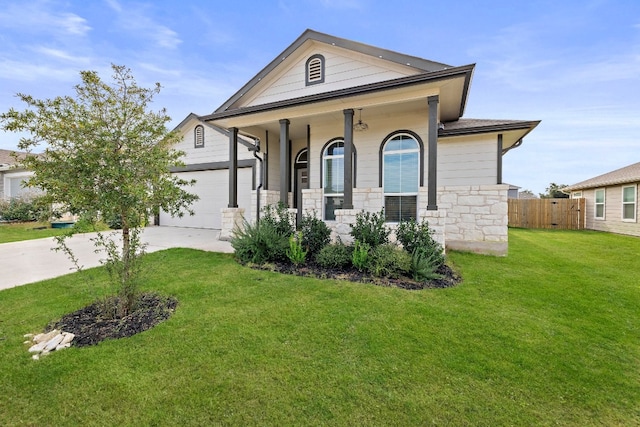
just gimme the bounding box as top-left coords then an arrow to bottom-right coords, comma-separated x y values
351,240 -> 370,272
315,241 -> 353,269
349,209 -> 389,248
299,212 -> 331,257
287,232 -> 307,266
368,244 -> 411,278
0,195 -> 51,222
231,220 -> 289,265
396,218 -> 445,268
411,248 -> 444,282
261,203 -> 295,238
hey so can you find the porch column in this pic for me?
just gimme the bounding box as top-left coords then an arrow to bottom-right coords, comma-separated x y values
279,119 -> 290,206
427,95 -> 439,211
228,127 -> 238,208
497,133 -> 503,185
343,108 -> 354,209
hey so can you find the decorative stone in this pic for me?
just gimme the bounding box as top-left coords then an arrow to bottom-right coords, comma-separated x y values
28,342 -> 47,353
60,333 -> 75,345
55,343 -> 71,351
32,354 -> 39,360
23,333 -> 34,338
37,329 -> 60,344
44,334 -> 65,351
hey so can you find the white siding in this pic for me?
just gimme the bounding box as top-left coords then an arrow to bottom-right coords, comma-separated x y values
583,184 -> 640,237
243,45 -> 418,108
439,135 -> 498,186
175,121 -> 254,165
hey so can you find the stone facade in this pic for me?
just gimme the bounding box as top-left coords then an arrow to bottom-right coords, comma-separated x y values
219,207 -> 245,241
223,184 -> 509,255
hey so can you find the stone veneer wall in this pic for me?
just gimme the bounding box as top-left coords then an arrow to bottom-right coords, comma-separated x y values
219,207 -> 245,241
231,184 -> 509,255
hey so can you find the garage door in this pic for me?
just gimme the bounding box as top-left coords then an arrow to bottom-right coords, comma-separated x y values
159,168 -> 253,229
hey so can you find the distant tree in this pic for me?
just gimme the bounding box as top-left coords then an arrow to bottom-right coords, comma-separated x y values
0,64 -> 198,315
518,189 -> 538,199
539,183 -> 570,199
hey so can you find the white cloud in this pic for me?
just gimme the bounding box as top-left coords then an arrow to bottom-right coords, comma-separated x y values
106,1 -> 182,49
0,2 -> 91,37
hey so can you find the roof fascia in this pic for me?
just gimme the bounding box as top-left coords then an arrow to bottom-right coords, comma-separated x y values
438,120 -> 541,138
203,64 -> 475,122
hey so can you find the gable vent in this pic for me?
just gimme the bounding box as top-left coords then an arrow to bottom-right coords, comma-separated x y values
194,125 -> 205,148
305,54 -> 325,86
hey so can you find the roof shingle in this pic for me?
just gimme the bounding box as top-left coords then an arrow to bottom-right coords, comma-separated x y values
565,162 -> 640,191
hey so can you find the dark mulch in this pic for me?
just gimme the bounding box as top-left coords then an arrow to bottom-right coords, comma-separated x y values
46,293 -> 178,347
255,262 -> 461,290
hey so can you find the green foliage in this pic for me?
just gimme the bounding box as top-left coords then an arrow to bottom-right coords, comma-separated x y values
286,232 -> 307,266
540,183 -> 570,199
368,243 -> 411,278
315,241 -> 353,269
351,240 -> 370,272
0,194 -> 52,222
0,64 -> 198,315
231,220 -> 290,265
396,218 -> 445,268
411,248 -> 444,282
299,211 -> 331,257
261,203 -> 295,237
349,209 -> 390,248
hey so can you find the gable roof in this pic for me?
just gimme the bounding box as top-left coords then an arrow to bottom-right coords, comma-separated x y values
565,161 -> 640,191
214,29 -> 455,114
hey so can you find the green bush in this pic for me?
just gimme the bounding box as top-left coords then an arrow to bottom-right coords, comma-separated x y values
351,240 -> 370,272
396,218 -> 445,268
287,232 -> 307,266
299,212 -> 331,257
349,209 -> 389,248
231,220 -> 290,265
315,241 -> 353,269
0,195 -> 51,222
411,248 -> 444,282
261,203 -> 295,238
368,244 -> 411,278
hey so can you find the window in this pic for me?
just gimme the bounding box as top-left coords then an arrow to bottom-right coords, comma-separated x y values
194,125 -> 204,148
323,140 -> 344,220
622,185 -> 637,221
594,188 -> 605,220
571,191 -> 582,199
306,54 -> 325,86
382,133 -> 420,222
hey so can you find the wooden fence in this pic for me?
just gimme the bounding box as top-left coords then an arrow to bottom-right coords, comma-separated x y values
508,198 -> 585,230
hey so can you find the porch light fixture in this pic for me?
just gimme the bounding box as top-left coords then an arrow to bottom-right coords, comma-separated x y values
353,108 -> 368,132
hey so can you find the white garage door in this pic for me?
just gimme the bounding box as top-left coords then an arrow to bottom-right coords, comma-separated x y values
159,168 -> 253,229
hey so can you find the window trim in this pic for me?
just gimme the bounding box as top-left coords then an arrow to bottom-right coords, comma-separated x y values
380,131 -> 422,223
305,54 -> 325,86
571,191 -> 582,199
594,188 -> 605,220
622,184 -> 637,222
194,125 -> 205,148
320,138 -> 357,221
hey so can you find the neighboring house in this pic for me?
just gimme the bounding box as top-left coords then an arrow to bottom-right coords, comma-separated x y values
163,29 -> 540,255
0,149 -> 32,200
565,162 -> 640,237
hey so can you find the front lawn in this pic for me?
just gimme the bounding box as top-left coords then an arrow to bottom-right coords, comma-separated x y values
0,229 -> 638,426
0,221 -> 65,243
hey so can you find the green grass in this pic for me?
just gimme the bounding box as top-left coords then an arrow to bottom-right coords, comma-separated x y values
0,229 -> 638,426
0,222 -> 66,243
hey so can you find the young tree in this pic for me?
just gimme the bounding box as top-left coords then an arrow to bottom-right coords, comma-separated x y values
0,64 -> 198,315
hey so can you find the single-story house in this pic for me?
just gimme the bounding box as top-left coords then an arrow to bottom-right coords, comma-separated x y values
565,161 -> 639,237
0,149 -> 32,201
162,29 -> 540,255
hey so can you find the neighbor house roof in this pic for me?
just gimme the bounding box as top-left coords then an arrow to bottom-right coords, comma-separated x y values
0,149 -> 28,168
565,161 -> 640,191
439,118 -> 541,137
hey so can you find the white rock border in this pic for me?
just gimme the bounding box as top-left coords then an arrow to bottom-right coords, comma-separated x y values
24,330 -> 75,360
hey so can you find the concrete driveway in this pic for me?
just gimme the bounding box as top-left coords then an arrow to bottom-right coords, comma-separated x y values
0,226 -> 233,291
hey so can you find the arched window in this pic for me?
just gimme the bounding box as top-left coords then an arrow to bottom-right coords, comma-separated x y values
382,133 -> 420,222
322,140 -> 344,220
306,54 -> 325,86
194,125 -> 204,148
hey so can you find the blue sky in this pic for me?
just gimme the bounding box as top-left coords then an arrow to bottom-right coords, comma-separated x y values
1,0 -> 638,194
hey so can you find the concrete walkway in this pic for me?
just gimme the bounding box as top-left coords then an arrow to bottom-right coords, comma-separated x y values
0,227 -> 233,291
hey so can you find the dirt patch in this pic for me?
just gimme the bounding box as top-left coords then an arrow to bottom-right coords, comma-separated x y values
46,293 -> 178,347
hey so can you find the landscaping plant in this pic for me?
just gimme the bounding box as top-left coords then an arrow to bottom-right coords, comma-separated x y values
349,209 -> 389,248
0,64 -> 198,316
315,240 -> 353,269
396,217 -> 445,269
286,232 -> 307,266
299,211 -> 331,257
367,243 -> 411,278
351,240 -> 370,272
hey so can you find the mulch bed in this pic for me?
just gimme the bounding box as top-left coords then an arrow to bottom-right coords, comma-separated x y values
254,262 -> 462,290
46,293 -> 178,347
